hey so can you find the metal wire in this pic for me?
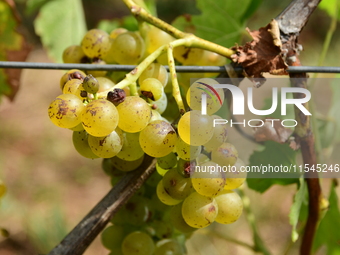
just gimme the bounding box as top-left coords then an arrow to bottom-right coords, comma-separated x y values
1,61 -> 340,73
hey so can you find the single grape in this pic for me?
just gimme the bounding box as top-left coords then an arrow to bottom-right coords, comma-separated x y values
169,203 -> 196,233
97,77 -> 115,92
62,45 -> 87,63
211,142 -> 238,167
139,63 -> 168,88
60,69 -> 86,91
88,129 -> 123,158
156,180 -> 181,206
173,46 -> 204,65
186,78 -> 224,115
203,115 -> 228,152
175,137 -> 201,161
81,29 -> 111,58
178,110 -> 214,146
110,32 -> 145,65
224,158 -> 247,190
121,231 -> 155,255
62,79 -> 86,100
123,196 -> 150,226
72,130 -> 99,159
214,190 -> 243,224
140,78 -> 164,101
156,163 -> 169,176
81,99 -> 119,137
83,74 -> 99,94
101,225 -> 126,251
110,28 -> 128,39
177,158 -> 193,178
139,120 -> 177,157
157,152 -> 177,170
191,161 -> 226,197
163,168 -> 194,200
117,132 -> 144,161
48,94 -> 85,129
117,96 -> 151,133
154,239 -> 182,255
149,220 -> 173,239
149,91 -> 167,115
181,192 -> 218,228
111,155 -> 144,172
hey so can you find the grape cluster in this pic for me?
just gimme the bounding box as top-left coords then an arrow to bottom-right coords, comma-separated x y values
48,26 -> 247,255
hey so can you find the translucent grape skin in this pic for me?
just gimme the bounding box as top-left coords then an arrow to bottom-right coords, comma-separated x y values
121,231 -> 155,255
175,137 -> 201,161
117,96 -> 151,133
139,63 -> 168,88
111,154 -> 144,172
122,195 -> 150,226
110,32 -> 145,65
140,78 -> 164,101
157,152 -> 177,170
156,180 -> 181,206
154,239 -> 182,255
117,132 -> 144,161
62,45 -> 87,63
191,161 -> 226,197
178,110 -> 214,146
81,29 -> 111,59
182,192 -> 218,228
203,115 -> 228,152
81,99 -> 119,137
211,142 -> 238,167
88,129 -> 123,158
173,46 -> 204,65
60,69 -> 86,91
48,94 -> 85,129
62,79 -> 86,100
101,225 -> 126,251
170,203 -> 196,233
72,130 -> 99,159
139,120 -> 177,157
214,190 -> 243,224
149,91 -> 167,115
163,168 -> 194,200
224,158 -> 247,190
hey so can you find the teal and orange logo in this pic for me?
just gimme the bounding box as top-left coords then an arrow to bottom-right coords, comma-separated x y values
196,82 -> 223,106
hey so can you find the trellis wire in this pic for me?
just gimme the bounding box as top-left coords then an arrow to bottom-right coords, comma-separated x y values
1,61 -> 340,73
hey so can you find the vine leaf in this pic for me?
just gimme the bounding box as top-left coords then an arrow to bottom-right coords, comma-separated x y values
313,181 -> 340,254
172,0 -> 262,48
34,0 -> 87,63
0,0 -> 31,101
289,178 -> 307,242
247,141 -> 299,193
319,0 -> 340,19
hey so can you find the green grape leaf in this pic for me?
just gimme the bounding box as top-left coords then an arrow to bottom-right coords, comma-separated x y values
246,141 -> 299,193
0,0 -> 31,100
34,0 -> 87,63
172,0 -> 262,48
313,182 -> 340,254
328,75 -> 340,142
289,178 -> 307,242
26,0 -> 50,14
319,0 -> 340,20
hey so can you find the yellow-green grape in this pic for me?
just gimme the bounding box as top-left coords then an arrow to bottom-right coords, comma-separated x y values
211,142 -> 238,167
173,46 -> 204,65
181,192 -> 218,228
170,203 -> 196,233
122,231 -> 155,255
156,180 -> 181,205
123,196 -> 150,226
191,161 -> 226,197
111,154 -> 144,172
62,45 -> 87,63
178,110 -> 214,146
48,94 -> 85,128
154,239 -> 182,255
97,77 -> 115,92
87,59 -> 107,77
156,163 -> 168,176
214,190 -> 243,224
163,168 -> 194,200
81,29 -> 111,59
224,158 -> 247,190
139,120 -> 177,157
145,26 -> 174,65
186,78 -> 224,115
110,32 -> 145,65
72,130 -> 99,159
104,28 -> 129,63
88,129 -> 123,158
83,75 -> 99,94
157,152 -> 177,170
0,180 -> 7,199
69,122 -> 84,131
139,63 -> 169,88
149,220 -> 173,239
150,109 -> 162,122
203,115 -> 228,152
140,78 -> 164,101
62,79 -> 86,100
150,92 -> 167,115
197,50 -> 226,78
60,69 -> 86,91
101,225 -> 126,251
117,96 -> 151,133
175,137 -> 201,161
81,99 -> 119,137
117,132 -> 144,161
110,28 -> 128,39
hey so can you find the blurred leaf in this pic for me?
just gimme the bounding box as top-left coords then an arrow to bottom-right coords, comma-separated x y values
0,0 -> 31,100
328,75 -> 340,142
247,141 -> 299,193
319,0 -> 340,19
172,0 -> 261,48
313,182 -> 340,254
97,19 -> 120,34
26,0 -> 50,14
289,178 -> 307,242
34,0 -> 87,63
317,118 -> 337,148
